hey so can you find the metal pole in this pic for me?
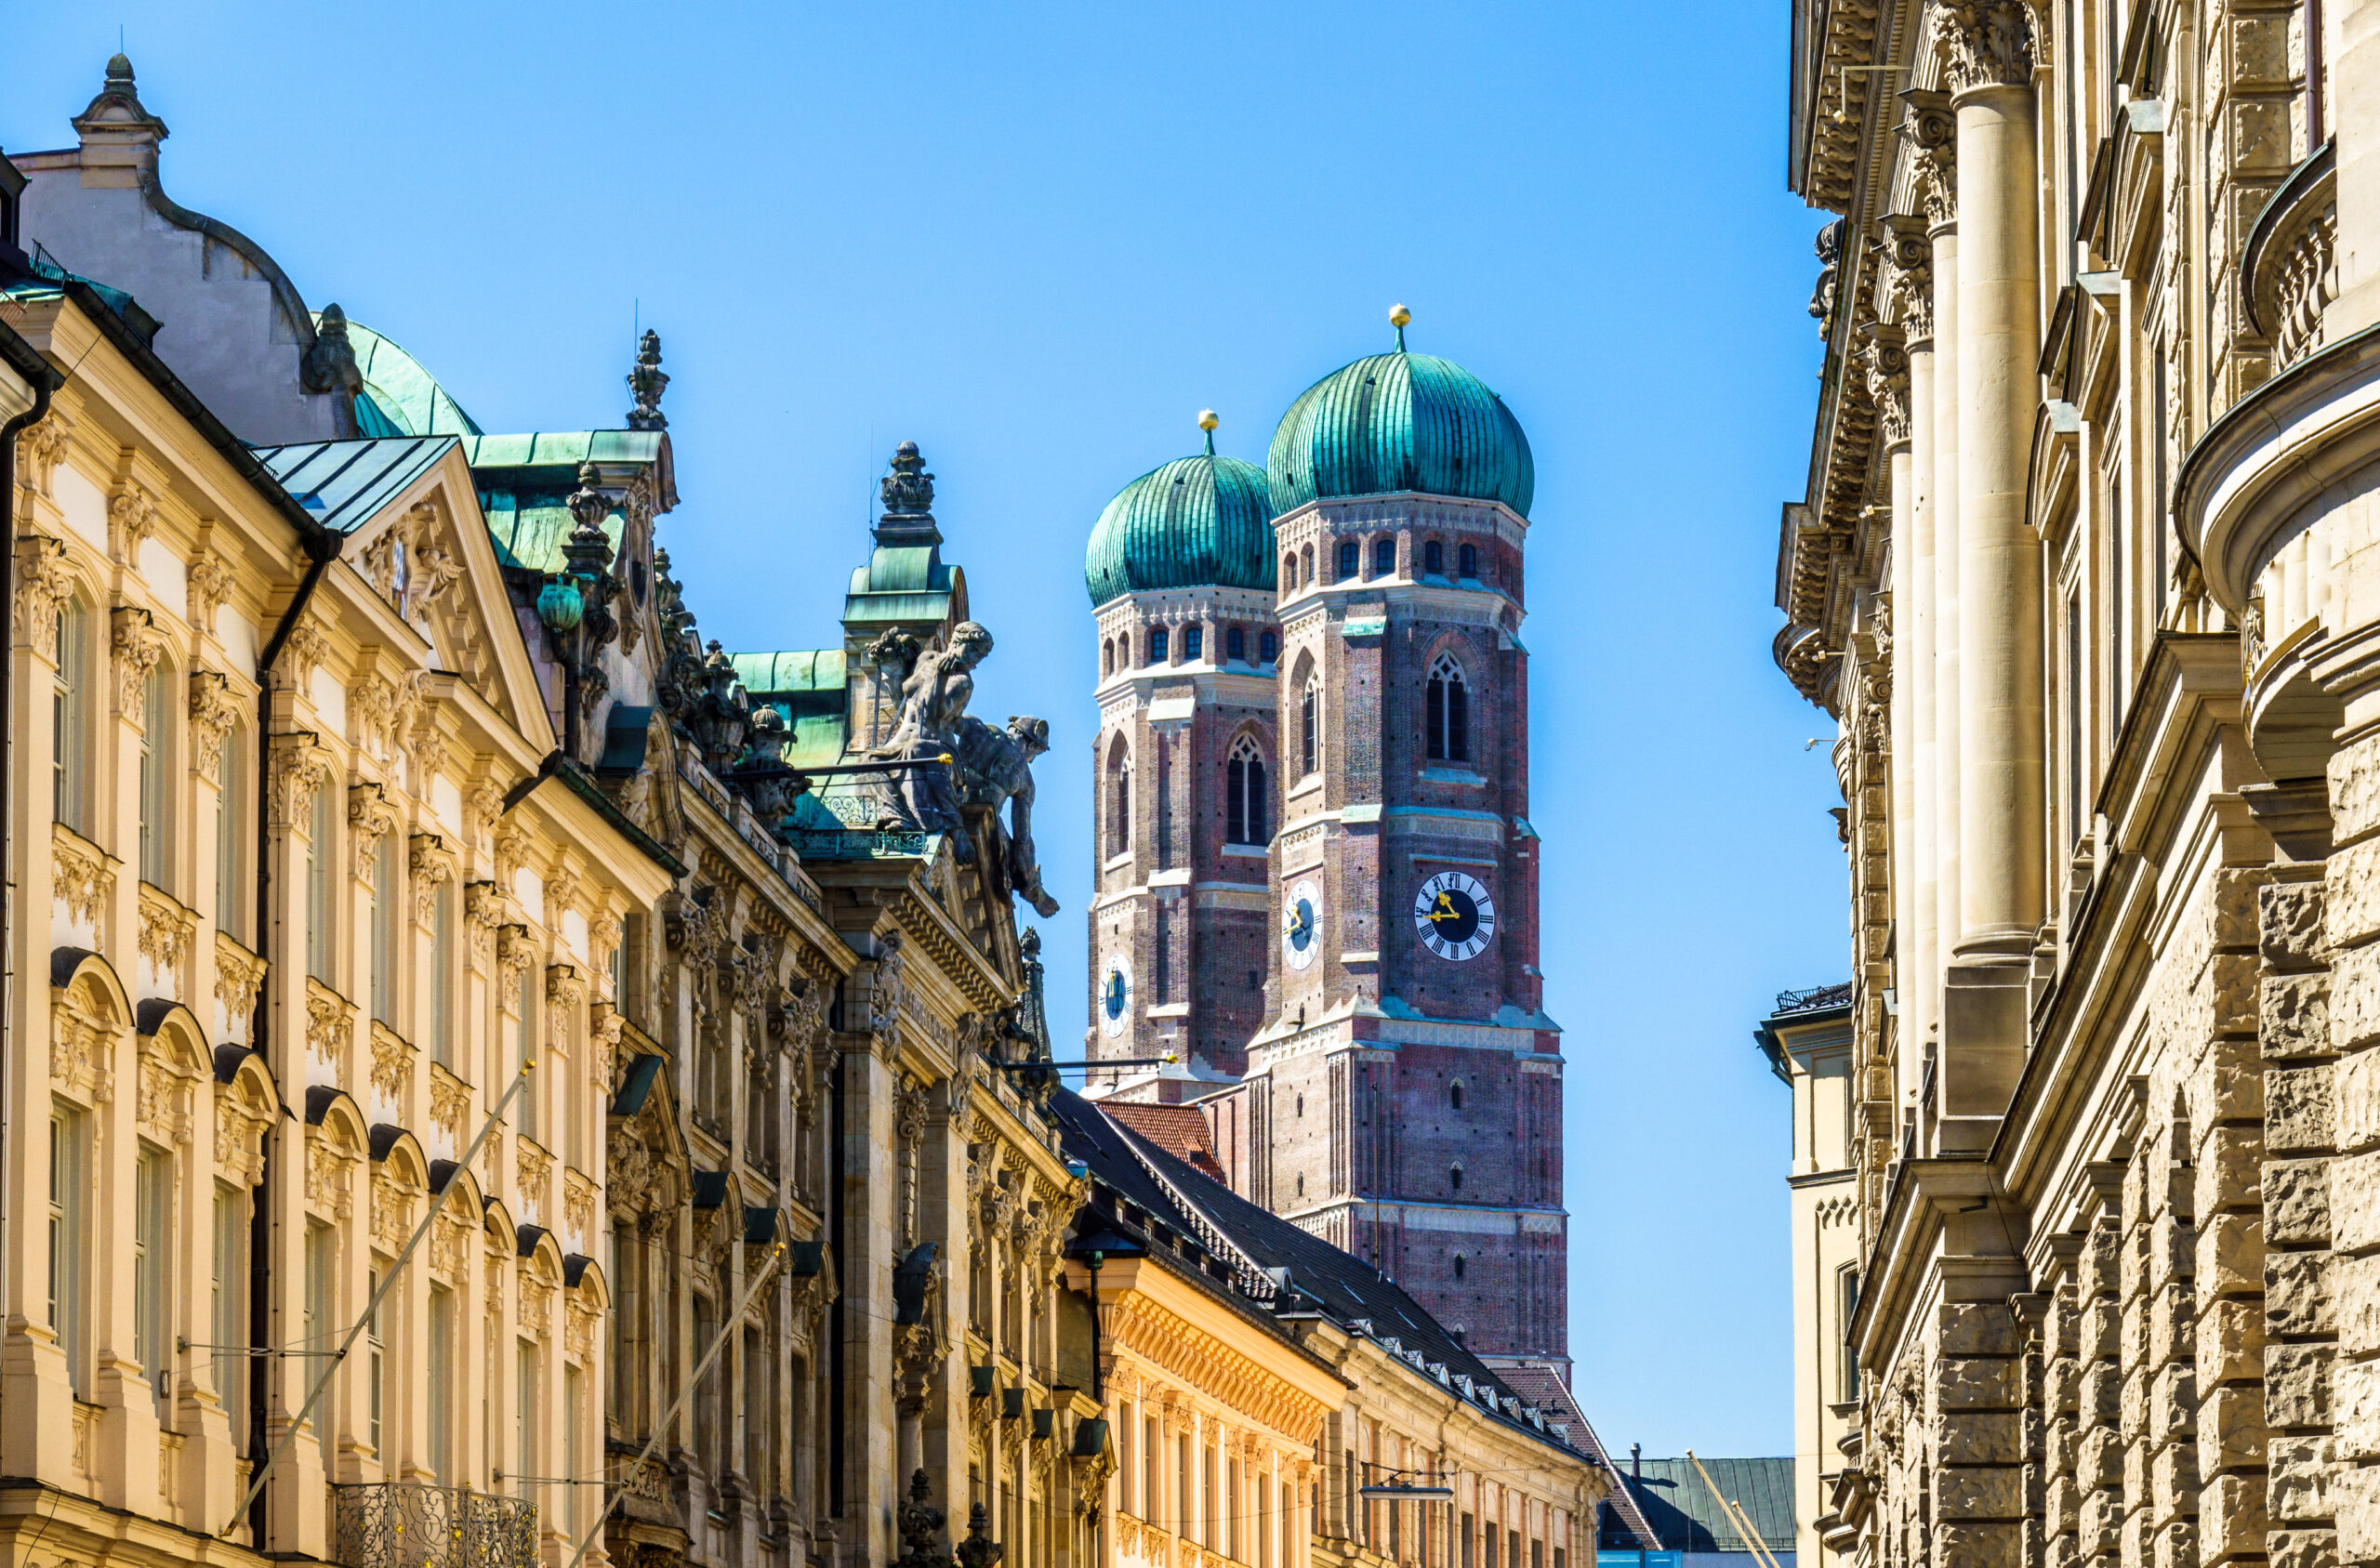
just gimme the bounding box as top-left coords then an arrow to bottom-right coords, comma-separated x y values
223,1058 -> 536,1536
562,1244 -> 787,1568
1682,1453 -> 1779,1568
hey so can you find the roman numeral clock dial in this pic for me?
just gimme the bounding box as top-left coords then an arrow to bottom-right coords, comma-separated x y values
1413,871 -> 1495,961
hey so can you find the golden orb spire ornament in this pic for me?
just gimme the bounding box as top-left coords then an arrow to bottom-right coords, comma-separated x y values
1198,407 -> 1219,453
1390,302 -> 1411,350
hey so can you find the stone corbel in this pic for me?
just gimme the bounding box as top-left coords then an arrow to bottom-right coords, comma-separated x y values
188,670 -> 243,777
409,834 -> 455,927
14,534 -> 68,659
108,480 -> 158,562
187,549 -> 234,631
1859,323 -> 1912,450
268,731 -> 336,827
111,604 -> 165,720
14,409 -> 72,500
349,782 -> 401,881
281,616 -> 328,691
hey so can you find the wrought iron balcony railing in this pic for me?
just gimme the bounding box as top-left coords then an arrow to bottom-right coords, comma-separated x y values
330,1482 -> 538,1568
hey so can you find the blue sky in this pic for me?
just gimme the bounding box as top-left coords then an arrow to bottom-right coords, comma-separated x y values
8,3 -> 1844,1456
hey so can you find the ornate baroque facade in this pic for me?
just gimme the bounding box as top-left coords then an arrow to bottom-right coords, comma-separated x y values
1773,5 -> 2380,1568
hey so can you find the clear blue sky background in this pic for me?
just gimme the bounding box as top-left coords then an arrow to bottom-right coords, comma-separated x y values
9,3 -> 1845,1456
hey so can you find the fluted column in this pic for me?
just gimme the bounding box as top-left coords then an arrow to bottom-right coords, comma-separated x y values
1943,2 -> 2045,1149
1893,212 -> 1941,1057
1924,106 -> 1963,1077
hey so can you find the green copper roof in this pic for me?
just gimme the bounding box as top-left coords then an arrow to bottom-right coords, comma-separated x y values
733,650 -> 851,769
1268,349 -> 1533,518
336,317 -> 483,438
1085,448 -> 1275,607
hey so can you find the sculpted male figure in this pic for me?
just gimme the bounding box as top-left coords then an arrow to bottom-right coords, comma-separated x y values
873,622 -> 995,858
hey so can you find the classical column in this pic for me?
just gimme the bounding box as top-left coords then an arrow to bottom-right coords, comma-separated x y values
1921,103 -> 1964,1071
1942,1 -> 2044,1149
1897,208 -> 1942,1058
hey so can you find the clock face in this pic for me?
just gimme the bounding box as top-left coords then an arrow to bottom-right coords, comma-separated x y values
1100,956 -> 1133,1037
1414,871 -> 1496,961
1283,877 -> 1323,970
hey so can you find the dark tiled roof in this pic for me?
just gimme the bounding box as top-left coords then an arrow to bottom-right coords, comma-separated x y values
1047,1088 -> 1585,1456
1599,1458 -> 1794,1554
1494,1364 -> 1659,1548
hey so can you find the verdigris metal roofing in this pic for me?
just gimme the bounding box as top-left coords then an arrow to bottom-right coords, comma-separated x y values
250,436 -> 456,535
338,317 -> 483,438
732,650 -> 851,769
1085,449 -> 1275,607
1609,1458 -> 1794,1554
1268,349 -> 1533,519
467,431 -> 668,572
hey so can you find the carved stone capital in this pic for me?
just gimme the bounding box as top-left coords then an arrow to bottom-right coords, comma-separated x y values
349,784 -> 401,881
109,481 -> 158,562
187,551 -> 234,630
1937,2 -> 2036,96
188,670 -> 242,778
14,534 -> 68,660
111,605 -> 165,721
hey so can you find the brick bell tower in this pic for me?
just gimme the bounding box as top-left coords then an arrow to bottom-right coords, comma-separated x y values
1082,413 -> 1281,1100
1244,309 -> 1568,1376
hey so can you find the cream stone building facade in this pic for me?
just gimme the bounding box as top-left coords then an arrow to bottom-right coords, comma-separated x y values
1774,4 -> 2380,1568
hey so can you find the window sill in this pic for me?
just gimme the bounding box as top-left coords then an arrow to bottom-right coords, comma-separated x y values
1104,851 -> 1135,872
1222,843 -> 1270,858
1421,766 -> 1486,785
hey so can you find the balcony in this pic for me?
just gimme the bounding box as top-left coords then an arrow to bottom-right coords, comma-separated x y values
330,1482 -> 538,1568
2244,140 -> 2338,373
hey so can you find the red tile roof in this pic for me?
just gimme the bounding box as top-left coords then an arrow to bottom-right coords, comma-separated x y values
1101,1102 -> 1226,1180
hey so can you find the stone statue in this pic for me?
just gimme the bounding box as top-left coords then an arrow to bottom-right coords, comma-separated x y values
868,622 -> 995,858
954,713 -> 1059,917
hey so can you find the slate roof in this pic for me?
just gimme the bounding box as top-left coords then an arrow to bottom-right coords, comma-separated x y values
1601,1458 -> 1794,1555
1049,1088 -> 1602,1463
1494,1364 -> 1659,1548
250,435 -> 456,535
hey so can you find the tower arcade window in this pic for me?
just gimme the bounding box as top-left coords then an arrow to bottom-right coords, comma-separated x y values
1226,626 -> 1245,663
1337,541 -> 1359,580
1425,652 -> 1470,763
1103,639 -> 1115,677
1452,1254 -> 1465,1280
1259,630 -> 1277,664
1226,736 -> 1268,846
1183,624 -> 1203,661
1459,542 -> 1479,579
1282,555 -> 1296,594
1147,626 -> 1169,665
1302,546 -> 1315,586
1423,539 -> 1445,576
1374,537 -> 1395,577
1106,737 -> 1133,858
1449,1164 -> 1463,1192
1449,1080 -> 1464,1111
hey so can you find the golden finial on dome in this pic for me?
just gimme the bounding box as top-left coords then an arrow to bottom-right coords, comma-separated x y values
1198,408 -> 1219,454
1390,302 -> 1410,350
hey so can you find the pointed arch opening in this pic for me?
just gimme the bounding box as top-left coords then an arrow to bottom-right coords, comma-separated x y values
1105,733 -> 1133,860
1225,734 -> 1269,847
1426,652 -> 1470,764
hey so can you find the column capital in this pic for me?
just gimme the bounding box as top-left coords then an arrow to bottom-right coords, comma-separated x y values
1937,2 -> 2037,97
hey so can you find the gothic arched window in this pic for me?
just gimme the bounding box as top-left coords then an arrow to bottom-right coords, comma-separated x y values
1374,537 -> 1396,577
1300,676 -> 1320,778
1102,639 -> 1115,677
1301,546 -> 1316,586
1226,625 -> 1246,663
1449,1080 -> 1464,1112
1147,626 -> 1169,665
1459,542 -> 1479,579
1226,736 -> 1267,846
1183,624 -> 1203,661
1282,555 -> 1296,595
1423,539 -> 1445,576
1448,1164 -> 1463,1192
1258,630 -> 1277,664
1425,652 -> 1469,764
1106,737 -> 1132,858
1336,540 -> 1358,580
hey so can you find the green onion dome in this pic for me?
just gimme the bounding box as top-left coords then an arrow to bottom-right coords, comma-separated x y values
1085,422 -> 1276,607
1267,311 -> 1533,519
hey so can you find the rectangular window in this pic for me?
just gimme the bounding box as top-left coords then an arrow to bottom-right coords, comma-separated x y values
429,1285 -> 455,1481
213,1181 -> 245,1416
367,1265 -> 387,1456
49,1106 -> 84,1396
2066,592 -> 2084,846
564,1363 -> 584,1540
693,1298 -> 717,1468
136,1143 -> 170,1403
1532,1542 -> 1544,1568
139,665 -> 168,888
1839,1266 -> 1862,1403
371,833 -> 399,1025
1144,1416 -> 1160,1520
1179,1436 -> 1192,1535
2152,340 -> 2170,621
1229,1458 -> 1241,1560
54,602 -> 85,833
1485,1522 -> 1500,1568
216,725 -> 242,939
307,786 -> 333,982
2110,472 -> 2126,741
517,968 -> 537,1141
1184,624 -> 1204,661
306,1220 -> 336,1443
431,880 -> 455,1068
517,1339 -> 536,1498
745,1325 -> 764,1482
1463,1515 -> 1476,1568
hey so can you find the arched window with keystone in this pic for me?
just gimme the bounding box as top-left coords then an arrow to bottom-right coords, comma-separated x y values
1426,652 -> 1470,764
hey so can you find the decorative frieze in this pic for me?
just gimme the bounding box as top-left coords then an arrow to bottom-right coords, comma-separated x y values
306,1133 -> 354,1219
50,994 -> 115,1104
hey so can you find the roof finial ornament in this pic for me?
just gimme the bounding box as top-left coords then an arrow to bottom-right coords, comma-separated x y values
879,441 -> 935,524
626,329 -> 668,431
1197,408 -> 1219,455
1390,303 -> 1411,352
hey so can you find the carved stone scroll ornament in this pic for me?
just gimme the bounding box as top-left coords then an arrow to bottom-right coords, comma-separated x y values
349,784 -> 401,881
108,481 -> 158,561
409,836 -> 454,927
1938,1 -> 2036,95
590,1002 -> 627,1087
14,534 -> 68,658
186,550 -> 234,630
188,671 -> 243,777
111,605 -> 165,720
1862,334 -> 1912,450
268,734 -> 336,828
281,615 -> 329,691
464,880 -> 507,958
15,411 -> 70,500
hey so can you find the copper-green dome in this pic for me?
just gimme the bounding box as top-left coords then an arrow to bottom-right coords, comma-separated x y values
1268,348 -> 1533,518
1086,446 -> 1276,607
